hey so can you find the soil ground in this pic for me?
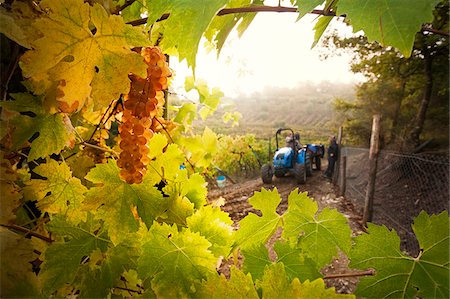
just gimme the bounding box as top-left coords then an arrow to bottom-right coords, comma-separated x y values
207,166 -> 366,294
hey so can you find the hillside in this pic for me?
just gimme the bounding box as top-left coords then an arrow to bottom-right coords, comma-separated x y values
193,81 -> 357,142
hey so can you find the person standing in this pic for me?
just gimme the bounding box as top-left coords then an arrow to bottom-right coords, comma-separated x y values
323,135 -> 338,178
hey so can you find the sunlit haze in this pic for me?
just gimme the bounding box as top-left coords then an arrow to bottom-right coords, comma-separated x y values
170,2 -> 364,98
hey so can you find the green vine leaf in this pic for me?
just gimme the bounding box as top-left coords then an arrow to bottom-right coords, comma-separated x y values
1,93 -> 74,160
137,222 -> 216,298
187,205 -> 234,257
350,211 -> 449,299
256,263 -> 354,299
205,0 -> 262,54
144,0 -> 228,69
0,228 -> 41,297
24,159 -> 87,224
19,0 -> 149,112
40,215 -> 111,295
234,188 -> 283,250
242,244 -> 272,281
283,190 -> 352,267
274,240 -> 321,281
84,159 -> 168,244
79,243 -> 138,298
337,0 -> 442,57
197,266 -> 259,298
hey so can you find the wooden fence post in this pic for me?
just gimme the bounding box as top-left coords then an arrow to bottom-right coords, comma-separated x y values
363,114 -> 381,225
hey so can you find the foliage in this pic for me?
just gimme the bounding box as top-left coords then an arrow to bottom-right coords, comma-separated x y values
325,1 -> 449,149
0,0 -> 448,298
212,134 -> 266,178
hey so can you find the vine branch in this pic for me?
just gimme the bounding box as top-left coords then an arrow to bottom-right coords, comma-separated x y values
323,269 -> 375,279
1,223 -> 53,243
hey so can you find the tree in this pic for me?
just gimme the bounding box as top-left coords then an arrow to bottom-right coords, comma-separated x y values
325,1 -> 449,150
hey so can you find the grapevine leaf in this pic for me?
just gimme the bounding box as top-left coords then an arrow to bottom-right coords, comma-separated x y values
205,0 -> 261,54
144,0 -> 228,69
0,1 -> 41,49
158,187 -> 195,227
337,0 -> 441,57
20,0 -> 148,112
197,266 -> 259,299
312,16 -> 333,48
0,156 -> 22,224
241,244 -> 272,281
24,159 -> 87,224
0,228 -> 41,297
293,0 -> 325,20
147,143 -> 186,184
182,173 -> 208,208
242,241 -> 321,282
84,160 -> 168,243
187,205 -> 234,257
79,243 -> 138,298
274,241 -> 321,281
1,93 -> 74,160
234,188 -> 283,250
40,215 -> 110,295
257,263 -> 354,299
137,222 -> 216,298
350,211 -> 449,299
178,127 -> 218,168
283,190 -> 352,267
173,102 -> 197,127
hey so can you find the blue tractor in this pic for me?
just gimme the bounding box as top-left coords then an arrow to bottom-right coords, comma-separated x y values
261,128 -> 312,184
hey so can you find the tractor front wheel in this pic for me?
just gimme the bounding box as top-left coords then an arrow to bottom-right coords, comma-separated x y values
294,163 -> 306,184
261,164 -> 274,184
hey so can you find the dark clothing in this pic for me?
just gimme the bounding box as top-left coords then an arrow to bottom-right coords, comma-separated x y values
323,140 -> 338,178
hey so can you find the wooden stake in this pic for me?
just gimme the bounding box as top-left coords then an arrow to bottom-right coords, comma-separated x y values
363,115 -> 381,225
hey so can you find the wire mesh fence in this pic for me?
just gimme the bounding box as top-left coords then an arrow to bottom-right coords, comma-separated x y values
340,147 -> 449,255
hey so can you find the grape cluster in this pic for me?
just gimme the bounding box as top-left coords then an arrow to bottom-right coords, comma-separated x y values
117,47 -> 170,184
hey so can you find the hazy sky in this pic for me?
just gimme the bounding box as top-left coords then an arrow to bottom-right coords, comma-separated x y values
170,1 -> 364,98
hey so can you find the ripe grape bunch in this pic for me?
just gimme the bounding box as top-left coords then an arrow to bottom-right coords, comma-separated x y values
117,47 -> 170,184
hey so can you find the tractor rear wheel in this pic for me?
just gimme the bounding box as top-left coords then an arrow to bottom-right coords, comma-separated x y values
306,153 -> 313,177
261,164 -> 274,184
294,163 -> 306,184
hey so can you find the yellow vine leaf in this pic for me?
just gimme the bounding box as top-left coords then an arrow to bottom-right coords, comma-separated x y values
19,0 -> 149,113
0,1 -> 41,49
24,159 -> 88,224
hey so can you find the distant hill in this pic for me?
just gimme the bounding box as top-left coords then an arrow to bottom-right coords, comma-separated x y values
177,81 -> 357,143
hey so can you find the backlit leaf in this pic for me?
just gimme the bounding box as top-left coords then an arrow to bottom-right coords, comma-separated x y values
137,222 -> 216,297
197,266 -> 259,299
350,211 -> 449,299
337,0 -> 441,57
20,0 -> 148,112
144,0 -> 228,69
283,190 -> 352,267
24,159 -> 87,224
257,263 -> 354,299
1,93 -> 74,160
234,188 -> 283,250
84,160 -> 168,243
40,215 -> 110,295
187,205 -> 234,257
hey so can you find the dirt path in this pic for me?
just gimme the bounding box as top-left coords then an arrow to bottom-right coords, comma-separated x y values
207,168 -> 366,294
